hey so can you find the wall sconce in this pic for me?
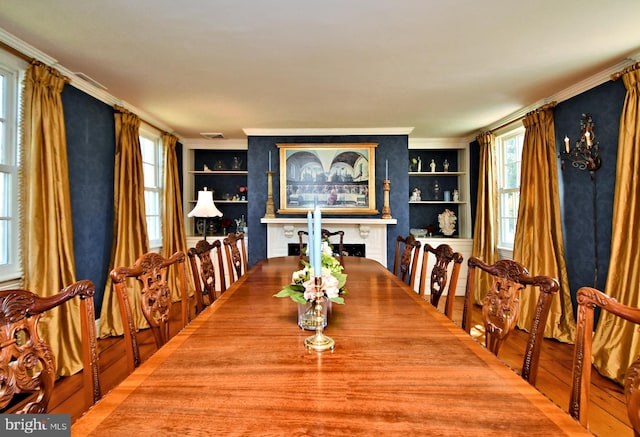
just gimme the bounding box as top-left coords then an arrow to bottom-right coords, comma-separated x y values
559,113 -> 602,288
560,113 -> 601,172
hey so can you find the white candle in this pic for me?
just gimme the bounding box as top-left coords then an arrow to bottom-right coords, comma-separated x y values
385,159 -> 388,179
313,206 -> 322,275
564,136 -> 570,153
307,210 -> 314,269
269,151 -> 272,171
585,131 -> 592,146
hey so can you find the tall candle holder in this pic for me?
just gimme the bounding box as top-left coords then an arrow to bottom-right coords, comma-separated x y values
304,276 -> 335,351
264,170 -> 276,218
381,179 -> 392,219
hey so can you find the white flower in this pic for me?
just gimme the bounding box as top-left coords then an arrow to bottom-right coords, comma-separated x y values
292,268 -> 307,284
321,241 -> 333,256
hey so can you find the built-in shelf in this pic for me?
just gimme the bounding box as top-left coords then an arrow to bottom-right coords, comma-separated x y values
183,142 -> 249,237
408,139 -> 471,239
188,200 -> 248,204
409,201 -> 466,204
189,170 -> 248,175
409,171 -> 465,176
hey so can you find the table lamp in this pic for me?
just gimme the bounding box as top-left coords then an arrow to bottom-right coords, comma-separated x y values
188,187 -> 223,241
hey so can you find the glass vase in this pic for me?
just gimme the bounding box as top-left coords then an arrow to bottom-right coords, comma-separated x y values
297,299 -> 328,331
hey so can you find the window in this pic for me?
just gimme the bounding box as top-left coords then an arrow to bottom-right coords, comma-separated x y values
496,127 -> 524,251
139,127 -> 163,249
0,54 -> 23,282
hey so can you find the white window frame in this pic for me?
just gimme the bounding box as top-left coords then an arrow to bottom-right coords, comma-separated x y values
496,126 -> 525,256
0,52 -> 24,285
139,125 -> 164,250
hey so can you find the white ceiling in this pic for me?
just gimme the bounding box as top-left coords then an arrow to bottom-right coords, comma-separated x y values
1,0 -> 640,140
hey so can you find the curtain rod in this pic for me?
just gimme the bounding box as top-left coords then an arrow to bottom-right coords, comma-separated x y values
484,101 -> 558,134
0,40 -> 33,62
611,61 -> 640,81
114,105 -> 173,137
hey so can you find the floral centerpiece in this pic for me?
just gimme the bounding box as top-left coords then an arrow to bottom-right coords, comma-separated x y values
274,241 -> 347,305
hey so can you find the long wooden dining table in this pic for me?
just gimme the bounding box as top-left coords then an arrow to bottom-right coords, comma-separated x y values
73,256 -> 590,436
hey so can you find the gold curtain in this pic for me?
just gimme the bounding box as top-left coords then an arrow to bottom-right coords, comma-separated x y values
99,109 -> 150,338
20,61 -> 83,376
592,64 -> 640,383
471,132 -> 499,304
161,134 -> 192,301
513,106 -> 575,343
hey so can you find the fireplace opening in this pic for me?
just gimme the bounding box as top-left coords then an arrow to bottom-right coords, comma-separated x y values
288,243 -> 366,258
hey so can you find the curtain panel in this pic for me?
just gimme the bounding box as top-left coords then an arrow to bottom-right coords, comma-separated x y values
162,134 -> 193,302
21,61 -> 84,376
471,132 -> 499,304
513,106 -> 575,343
99,109 -> 150,338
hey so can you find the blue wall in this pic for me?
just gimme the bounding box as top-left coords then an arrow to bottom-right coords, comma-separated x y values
62,85 -> 184,315
62,86 -> 115,314
555,80 -> 626,308
247,135 -> 409,268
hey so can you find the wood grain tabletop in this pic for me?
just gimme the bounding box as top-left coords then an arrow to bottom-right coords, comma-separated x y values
73,256 -> 590,436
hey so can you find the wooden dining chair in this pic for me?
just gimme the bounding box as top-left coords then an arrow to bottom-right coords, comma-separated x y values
418,243 -> 463,319
111,251 -> 188,374
223,232 -> 248,285
569,286 -> 640,434
0,280 -> 100,414
463,257 -> 558,385
298,228 -> 345,259
188,239 -> 226,314
393,234 -> 422,289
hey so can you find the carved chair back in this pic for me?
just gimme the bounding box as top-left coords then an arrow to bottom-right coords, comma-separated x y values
393,235 -> 421,289
570,286 -> 640,434
188,239 -> 226,314
418,243 -> 463,319
111,251 -> 188,374
298,228 -> 345,261
223,233 -> 248,285
0,280 -> 100,414
463,257 -> 558,385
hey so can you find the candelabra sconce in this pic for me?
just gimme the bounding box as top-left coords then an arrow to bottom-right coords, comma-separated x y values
559,113 -> 602,288
264,170 -> 276,219
559,113 -> 601,173
382,179 -> 392,219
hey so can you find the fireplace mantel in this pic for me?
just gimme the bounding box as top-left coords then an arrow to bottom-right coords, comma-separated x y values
260,217 -> 397,267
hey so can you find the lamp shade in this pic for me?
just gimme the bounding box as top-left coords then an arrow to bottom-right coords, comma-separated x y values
188,187 -> 223,218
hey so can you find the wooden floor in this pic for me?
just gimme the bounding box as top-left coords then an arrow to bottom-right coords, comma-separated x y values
51,297 -> 631,436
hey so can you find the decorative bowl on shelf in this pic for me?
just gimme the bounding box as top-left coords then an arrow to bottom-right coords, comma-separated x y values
410,228 -> 427,238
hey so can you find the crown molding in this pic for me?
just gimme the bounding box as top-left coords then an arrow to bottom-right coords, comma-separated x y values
483,53 -> 640,134
0,28 -> 177,137
243,127 -> 414,137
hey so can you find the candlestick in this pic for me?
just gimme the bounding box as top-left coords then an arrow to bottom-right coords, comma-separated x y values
313,206 -> 322,274
263,171 -> 276,218
385,159 -> 388,179
564,136 -> 570,153
303,276 -> 335,352
307,210 -> 314,268
382,179 -> 392,219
